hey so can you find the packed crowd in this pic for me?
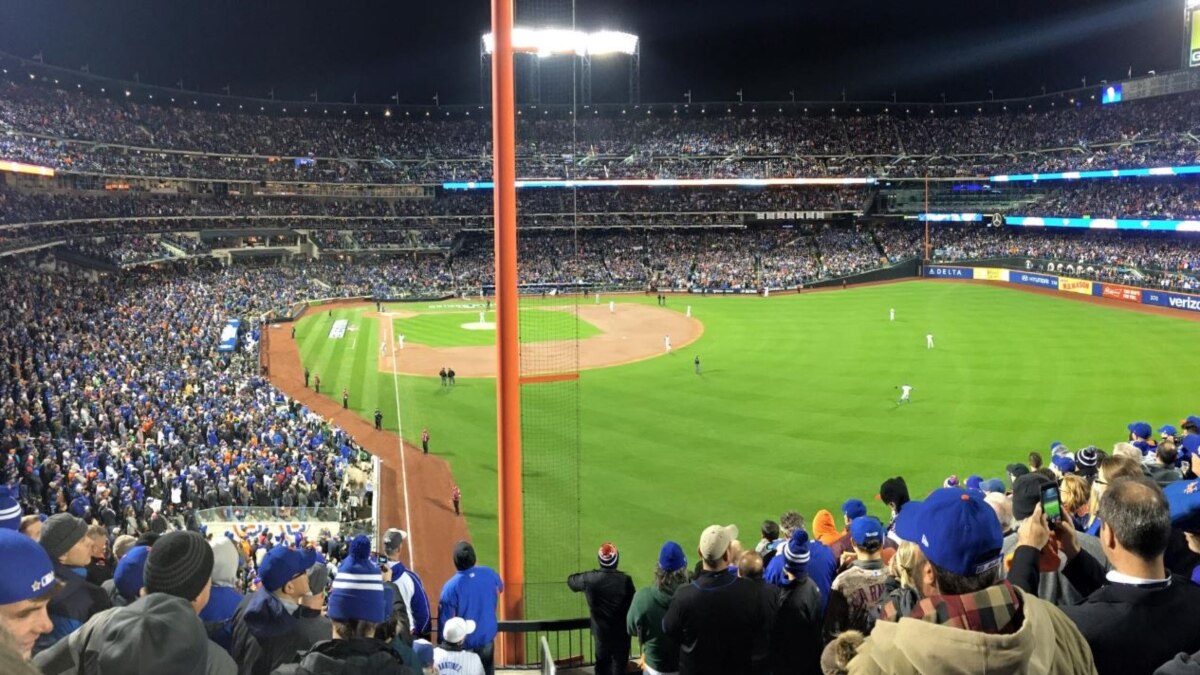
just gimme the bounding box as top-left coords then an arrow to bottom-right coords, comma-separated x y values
567,422 -> 1200,675
1014,180 -> 1200,221
5,78 -> 1200,184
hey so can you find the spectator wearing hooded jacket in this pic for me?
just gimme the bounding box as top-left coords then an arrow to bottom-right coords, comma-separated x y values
567,542 -> 635,675
382,529 -> 431,639
35,530 -> 237,675
438,541 -> 502,675
202,537 -> 245,624
35,513 -> 112,654
230,545 -> 331,675
627,541 -> 688,675
273,535 -> 415,675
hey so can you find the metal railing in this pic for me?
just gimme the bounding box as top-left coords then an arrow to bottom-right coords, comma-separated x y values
495,618 -> 594,670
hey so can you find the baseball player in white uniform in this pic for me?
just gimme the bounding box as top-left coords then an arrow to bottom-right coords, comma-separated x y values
609,300 -> 615,313
890,308 -> 895,321
434,618 -> 485,675
664,335 -> 671,353
397,334 -> 405,350
897,384 -> 913,405
926,334 -> 934,349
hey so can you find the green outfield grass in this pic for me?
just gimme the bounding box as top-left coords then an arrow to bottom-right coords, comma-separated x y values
390,308 -> 601,347
295,282 -> 1200,618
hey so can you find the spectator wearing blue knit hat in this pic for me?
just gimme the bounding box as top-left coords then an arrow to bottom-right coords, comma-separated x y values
230,544 -> 330,675
823,517 -> 889,642
274,535 -> 413,675
0,486 -> 21,531
107,545 -> 150,607
627,541 -> 687,675
0,529 -> 56,659
568,543 -> 635,675
769,529 -> 821,675
848,488 -> 1095,674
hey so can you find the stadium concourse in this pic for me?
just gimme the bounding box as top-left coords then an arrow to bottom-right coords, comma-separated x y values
6,64 -> 1200,675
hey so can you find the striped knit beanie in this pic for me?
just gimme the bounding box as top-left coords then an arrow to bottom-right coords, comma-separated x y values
328,535 -> 387,624
598,542 -> 619,569
783,529 -> 811,575
0,486 -> 20,531
144,531 -> 214,602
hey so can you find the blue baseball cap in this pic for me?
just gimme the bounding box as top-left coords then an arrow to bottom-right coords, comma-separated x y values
1051,455 -> 1076,474
1165,479 -> 1200,534
1160,425 -> 1178,437
895,488 -> 1003,577
1183,416 -> 1200,429
842,498 -> 867,520
981,478 -> 1007,494
849,516 -> 884,547
259,546 -> 317,592
965,475 -> 983,492
1128,422 -> 1153,439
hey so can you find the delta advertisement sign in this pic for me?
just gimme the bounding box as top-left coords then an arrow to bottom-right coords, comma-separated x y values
924,266 -> 1200,315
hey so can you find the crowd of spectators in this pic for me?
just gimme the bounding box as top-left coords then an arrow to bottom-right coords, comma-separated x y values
1013,180 -> 1200,221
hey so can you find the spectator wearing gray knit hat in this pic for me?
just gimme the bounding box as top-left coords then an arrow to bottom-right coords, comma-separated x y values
34,531 -> 237,675
35,514 -> 111,654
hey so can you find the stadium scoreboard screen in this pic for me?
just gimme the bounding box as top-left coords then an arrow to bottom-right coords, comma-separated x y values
1191,4 -> 1200,68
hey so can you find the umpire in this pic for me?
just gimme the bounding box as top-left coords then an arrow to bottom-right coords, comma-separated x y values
567,543 -> 635,675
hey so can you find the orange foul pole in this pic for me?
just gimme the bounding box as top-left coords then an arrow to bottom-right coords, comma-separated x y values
491,0 -> 525,664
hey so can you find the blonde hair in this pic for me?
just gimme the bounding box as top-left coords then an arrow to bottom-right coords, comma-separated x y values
1086,456 -> 1143,529
888,540 -> 923,590
1111,442 -> 1142,462
984,492 -> 1014,532
1059,474 -> 1091,516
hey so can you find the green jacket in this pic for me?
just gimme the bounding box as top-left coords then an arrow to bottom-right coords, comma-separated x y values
626,585 -> 680,672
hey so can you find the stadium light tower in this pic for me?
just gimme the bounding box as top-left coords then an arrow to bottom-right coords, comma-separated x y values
480,27 -> 640,104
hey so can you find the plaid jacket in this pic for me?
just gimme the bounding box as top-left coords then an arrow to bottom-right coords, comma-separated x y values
880,580 -> 1022,635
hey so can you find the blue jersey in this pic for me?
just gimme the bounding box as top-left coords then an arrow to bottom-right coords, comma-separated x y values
438,565 -> 503,650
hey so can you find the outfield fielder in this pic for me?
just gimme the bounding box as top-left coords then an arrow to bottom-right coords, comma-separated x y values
926,333 -> 934,349
397,334 -> 405,350
890,308 -> 895,321
609,300 -> 615,314
897,384 -> 913,405
664,335 -> 672,353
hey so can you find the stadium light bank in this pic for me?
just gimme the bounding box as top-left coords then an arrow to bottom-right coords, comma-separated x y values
481,28 -> 638,57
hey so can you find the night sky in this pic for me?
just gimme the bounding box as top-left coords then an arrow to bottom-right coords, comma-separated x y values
0,0 -> 1184,105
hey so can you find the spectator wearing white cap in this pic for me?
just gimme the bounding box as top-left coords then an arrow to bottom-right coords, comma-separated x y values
382,529 -> 431,640
433,617 -> 485,675
567,542 -> 635,675
847,488 -> 1094,674
663,524 -> 769,675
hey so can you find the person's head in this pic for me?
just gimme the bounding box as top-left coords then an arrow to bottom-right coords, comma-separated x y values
783,529 -> 811,581
895,488 -> 1004,597
0,530 -> 56,658
1156,442 -> 1179,467
848,516 -> 883,558
1005,463 -> 1030,486
1028,452 -> 1043,470
1050,454 -> 1076,477
451,541 -> 477,572
760,520 -> 780,542
0,487 -> 20,531
17,516 -> 40,542
39,513 -> 90,568
259,545 -> 316,602
1011,473 -> 1054,523
113,546 -> 151,603
1112,442 -> 1142,462
442,617 -> 476,648
1165,478 -> 1200,554
86,525 -> 107,559
727,540 -> 744,565
1074,447 -> 1102,482
597,542 -> 620,570
655,541 -> 688,593
1097,477 -> 1171,573
112,535 -> 138,561
877,477 -> 910,514
984,492 -> 1014,533
779,511 -> 805,538
1091,455 -> 1144,512
210,537 -> 240,589
737,551 -> 764,580
144,531 -> 215,614
328,535 -> 387,639
1128,421 -> 1153,442
697,524 -> 738,571
382,528 -> 408,562
888,540 -> 926,595
841,499 -> 867,528
1059,474 -> 1091,517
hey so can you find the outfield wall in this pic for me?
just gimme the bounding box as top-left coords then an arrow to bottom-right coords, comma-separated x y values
924,265 -> 1200,315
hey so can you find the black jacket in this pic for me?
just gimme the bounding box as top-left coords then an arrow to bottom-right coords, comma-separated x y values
230,589 -> 332,675
1046,546 -> 1200,675
566,568 -> 635,639
662,569 -> 769,675
36,561 -> 113,654
271,639 -> 418,675
770,575 -> 822,675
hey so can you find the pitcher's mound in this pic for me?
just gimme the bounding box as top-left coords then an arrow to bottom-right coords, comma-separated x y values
461,321 -> 496,331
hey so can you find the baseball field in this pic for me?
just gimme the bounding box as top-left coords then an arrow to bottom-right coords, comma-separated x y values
284,279 -> 1200,617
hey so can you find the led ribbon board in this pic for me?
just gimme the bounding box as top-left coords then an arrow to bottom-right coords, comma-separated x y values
991,166 -> 1200,183
443,177 -> 876,190
1005,216 -> 1200,232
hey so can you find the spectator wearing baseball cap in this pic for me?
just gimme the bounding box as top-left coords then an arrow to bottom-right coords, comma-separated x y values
848,488 -> 1095,675
1179,416 -> 1200,478
438,541 -> 502,675
434,618 -> 485,675
35,530 -> 237,675
823,517 -> 889,642
230,544 -> 330,675
770,529 -> 822,675
567,543 -> 635,675
828,499 -> 867,559
1165,478 -> 1200,585
382,529 -> 431,640
626,541 -> 687,675
1129,421 -> 1158,456
274,535 -> 413,675
35,513 -> 112,654
663,524 -> 769,675
1012,477 -> 1200,675
0,529 -> 56,659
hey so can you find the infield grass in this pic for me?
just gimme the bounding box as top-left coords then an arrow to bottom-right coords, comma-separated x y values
296,281 -> 1200,617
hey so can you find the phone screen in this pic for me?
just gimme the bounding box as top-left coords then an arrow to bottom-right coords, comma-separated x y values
1041,485 -> 1063,523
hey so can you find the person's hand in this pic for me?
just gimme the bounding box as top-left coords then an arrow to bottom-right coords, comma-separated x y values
1052,515 -> 1080,560
1017,502 -> 1050,551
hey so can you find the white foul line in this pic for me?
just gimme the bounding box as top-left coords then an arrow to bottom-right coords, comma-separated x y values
383,314 -> 414,568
